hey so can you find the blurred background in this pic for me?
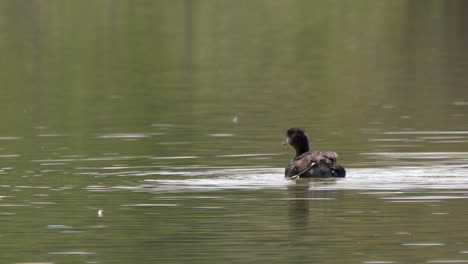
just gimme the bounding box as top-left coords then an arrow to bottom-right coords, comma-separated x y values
2,1 -> 468,263
2,0 -> 468,166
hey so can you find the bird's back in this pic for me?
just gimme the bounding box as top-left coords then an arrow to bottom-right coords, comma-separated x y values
285,151 -> 345,178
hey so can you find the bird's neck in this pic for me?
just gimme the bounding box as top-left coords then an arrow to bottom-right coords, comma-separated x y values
294,140 -> 309,157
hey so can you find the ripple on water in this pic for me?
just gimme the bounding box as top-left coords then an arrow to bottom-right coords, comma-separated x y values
206,133 -> 235,137
363,261 -> 399,264
14,262 -> 54,264
401,243 -> 445,246
383,131 -> 468,135
192,207 -> 224,209
0,154 -> 20,158
151,156 -> 200,160
381,196 -> 468,200
0,137 -> 21,140
48,252 -> 96,255
36,134 -> 73,137
138,162 -> 468,192
362,151 -> 468,159
97,133 -> 164,138
47,225 -> 72,229
85,186 -> 113,192
144,167 -> 287,192
30,149 -> 468,193
426,261 -> 468,263
120,204 -> 177,207
216,153 -> 280,158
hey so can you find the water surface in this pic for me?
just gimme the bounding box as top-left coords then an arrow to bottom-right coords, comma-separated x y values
2,1 -> 468,264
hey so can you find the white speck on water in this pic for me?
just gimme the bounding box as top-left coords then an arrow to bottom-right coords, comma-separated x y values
395,232 -> 412,235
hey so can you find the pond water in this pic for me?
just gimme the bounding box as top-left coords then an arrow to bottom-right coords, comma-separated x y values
2,1 -> 468,264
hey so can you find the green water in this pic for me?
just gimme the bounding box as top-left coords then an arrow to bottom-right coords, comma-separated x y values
2,1 -> 468,263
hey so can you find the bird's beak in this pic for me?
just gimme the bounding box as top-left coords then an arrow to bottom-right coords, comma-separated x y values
282,137 -> 289,145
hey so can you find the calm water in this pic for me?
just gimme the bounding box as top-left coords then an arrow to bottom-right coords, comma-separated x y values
2,1 -> 468,263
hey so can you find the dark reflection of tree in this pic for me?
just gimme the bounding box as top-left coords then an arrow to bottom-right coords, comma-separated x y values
184,0 -> 195,74
393,0 -> 468,133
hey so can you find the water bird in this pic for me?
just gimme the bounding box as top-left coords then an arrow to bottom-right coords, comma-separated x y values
283,128 -> 346,179
97,209 -> 103,217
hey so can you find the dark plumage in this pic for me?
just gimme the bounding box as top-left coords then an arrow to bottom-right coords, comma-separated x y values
283,128 -> 346,179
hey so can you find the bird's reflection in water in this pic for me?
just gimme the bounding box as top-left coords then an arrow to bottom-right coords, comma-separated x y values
287,178 -> 341,256
287,178 -> 340,231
